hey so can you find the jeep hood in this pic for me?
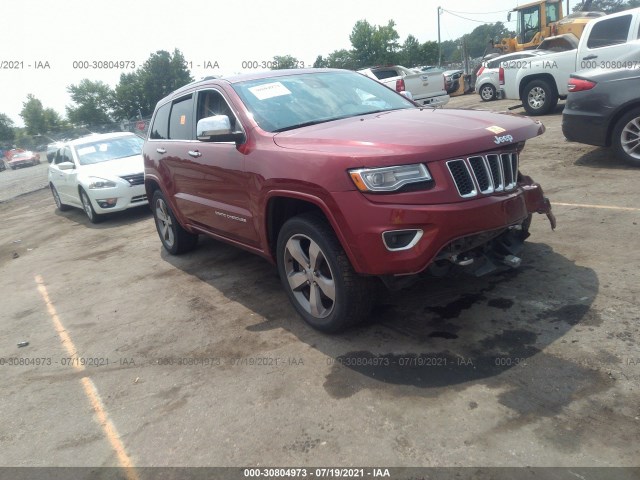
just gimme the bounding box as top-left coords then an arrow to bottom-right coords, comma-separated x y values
273,108 -> 544,161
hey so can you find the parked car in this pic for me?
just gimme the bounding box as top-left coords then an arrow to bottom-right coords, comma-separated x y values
502,7 -> 640,115
357,65 -> 449,107
6,150 -> 40,169
48,132 -> 148,223
476,50 -> 551,101
144,68 -> 555,332
562,67 -> 640,166
443,69 -> 463,94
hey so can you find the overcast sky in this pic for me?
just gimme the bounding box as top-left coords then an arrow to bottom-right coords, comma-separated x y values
1,0 -> 568,127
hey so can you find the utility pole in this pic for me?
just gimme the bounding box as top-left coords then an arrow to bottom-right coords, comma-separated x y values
437,6 -> 442,67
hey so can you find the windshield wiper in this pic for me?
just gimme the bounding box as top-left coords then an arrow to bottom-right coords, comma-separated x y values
273,119 -> 334,133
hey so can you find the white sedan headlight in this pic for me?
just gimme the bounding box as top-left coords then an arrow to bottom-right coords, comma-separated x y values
349,164 -> 431,192
87,177 -> 117,189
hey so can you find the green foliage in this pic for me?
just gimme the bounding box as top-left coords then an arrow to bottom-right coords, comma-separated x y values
573,0 -> 639,12
113,49 -> 193,119
464,22 -> 514,58
349,19 -> 400,67
271,55 -> 301,69
20,94 -> 46,135
19,95 -> 64,135
325,50 -> 358,69
0,113 -> 15,143
66,79 -> 115,126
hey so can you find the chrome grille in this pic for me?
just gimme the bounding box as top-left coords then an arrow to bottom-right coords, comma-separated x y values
120,173 -> 144,186
448,152 -> 519,198
446,159 -> 477,198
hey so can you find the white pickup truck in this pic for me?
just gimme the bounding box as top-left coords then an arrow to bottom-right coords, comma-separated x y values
502,7 -> 640,115
358,65 -> 450,107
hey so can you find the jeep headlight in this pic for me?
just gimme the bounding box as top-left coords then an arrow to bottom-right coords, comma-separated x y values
349,164 -> 431,192
87,177 -> 117,189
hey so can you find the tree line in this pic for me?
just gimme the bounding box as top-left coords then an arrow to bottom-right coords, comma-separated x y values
1,0 -> 637,146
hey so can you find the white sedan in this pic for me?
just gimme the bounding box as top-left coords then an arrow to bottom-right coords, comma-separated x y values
48,132 -> 148,223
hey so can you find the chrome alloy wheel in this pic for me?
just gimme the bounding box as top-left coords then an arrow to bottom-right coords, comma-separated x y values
283,234 -> 336,319
80,191 -> 94,220
527,86 -> 546,110
480,85 -> 495,101
620,115 -> 640,160
155,197 -> 175,248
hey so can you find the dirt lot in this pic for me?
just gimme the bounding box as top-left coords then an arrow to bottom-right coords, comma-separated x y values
0,96 -> 639,478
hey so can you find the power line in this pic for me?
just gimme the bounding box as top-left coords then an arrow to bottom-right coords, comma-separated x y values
444,9 -> 511,14
441,9 -> 498,23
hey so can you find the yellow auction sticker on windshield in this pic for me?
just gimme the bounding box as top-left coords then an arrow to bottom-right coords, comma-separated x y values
249,82 -> 292,100
486,125 -> 506,134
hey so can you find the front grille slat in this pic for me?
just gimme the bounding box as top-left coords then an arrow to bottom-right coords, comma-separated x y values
120,173 -> 144,186
468,156 -> 494,194
486,154 -> 503,192
446,160 -> 477,198
448,152 -> 519,198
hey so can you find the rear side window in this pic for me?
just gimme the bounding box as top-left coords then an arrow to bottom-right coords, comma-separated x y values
373,69 -> 399,80
149,103 -> 170,140
169,95 -> 194,140
587,15 -> 632,48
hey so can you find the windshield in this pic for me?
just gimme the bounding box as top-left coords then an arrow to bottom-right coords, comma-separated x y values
74,135 -> 144,165
232,71 -> 415,133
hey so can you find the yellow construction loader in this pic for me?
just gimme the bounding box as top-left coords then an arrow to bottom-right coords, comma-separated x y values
494,0 -> 604,53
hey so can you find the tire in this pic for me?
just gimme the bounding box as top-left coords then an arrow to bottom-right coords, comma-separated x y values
276,213 -> 372,333
612,107 -> 640,167
80,188 -> 103,224
50,184 -> 70,211
522,79 -> 558,116
479,84 -> 496,102
151,189 -> 198,254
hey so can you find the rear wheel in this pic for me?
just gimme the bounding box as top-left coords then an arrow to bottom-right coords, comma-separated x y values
50,184 -> 70,211
522,79 -> 558,115
479,84 -> 496,101
152,189 -> 198,254
612,107 -> 640,167
80,189 -> 103,223
276,213 -> 372,333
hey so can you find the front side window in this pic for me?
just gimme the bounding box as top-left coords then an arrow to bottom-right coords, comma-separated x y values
149,103 -> 170,140
546,2 -> 559,23
196,89 -> 240,131
232,71 -> 414,133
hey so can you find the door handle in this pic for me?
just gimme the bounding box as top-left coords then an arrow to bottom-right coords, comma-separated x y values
188,150 -> 202,158
582,54 -> 598,60
156,148 -> 166,154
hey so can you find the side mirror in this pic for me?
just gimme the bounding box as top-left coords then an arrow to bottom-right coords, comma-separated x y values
58,161 -> 75,170
197,115 -> 245,143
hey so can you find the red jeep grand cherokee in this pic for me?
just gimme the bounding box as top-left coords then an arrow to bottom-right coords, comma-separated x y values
144,69 -> 555,332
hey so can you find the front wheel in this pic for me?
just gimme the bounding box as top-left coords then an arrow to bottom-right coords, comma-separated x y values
612,107 -> 640,167
522,79 -> 558,115
50,184 -> 70,211
151,189 -> 198,254
276,213 -> 372,333
479,84 -> 496,102
80,189 -> 103,223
